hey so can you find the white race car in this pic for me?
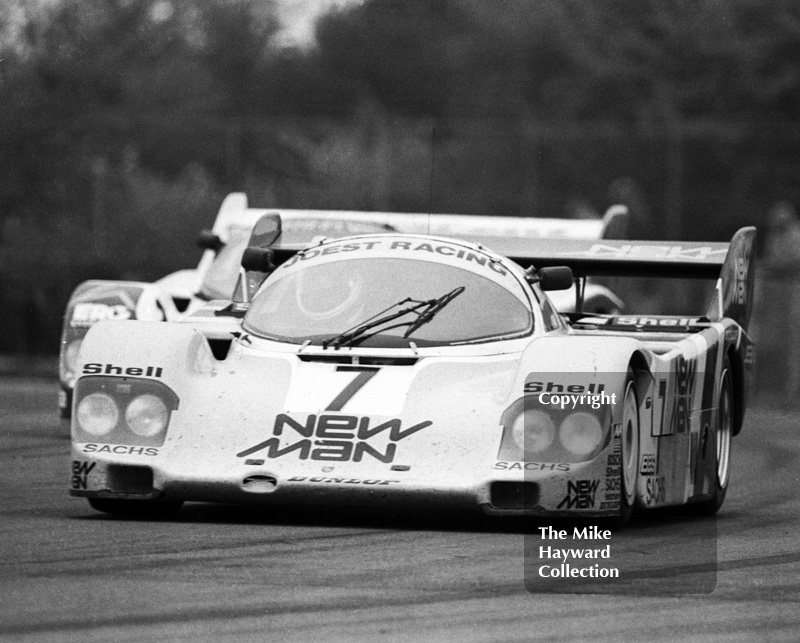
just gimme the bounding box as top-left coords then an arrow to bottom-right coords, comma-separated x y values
69,220 -> 755,528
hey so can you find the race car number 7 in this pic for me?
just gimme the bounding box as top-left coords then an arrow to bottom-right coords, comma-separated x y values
326,366 -> 380,411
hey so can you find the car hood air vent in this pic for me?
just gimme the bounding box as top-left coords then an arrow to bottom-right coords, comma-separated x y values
297,354 -> 418,366
207,338 -> 234,360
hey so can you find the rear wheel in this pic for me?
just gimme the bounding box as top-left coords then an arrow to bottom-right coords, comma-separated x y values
88,497 -> 183,519
687,358 -> 733,516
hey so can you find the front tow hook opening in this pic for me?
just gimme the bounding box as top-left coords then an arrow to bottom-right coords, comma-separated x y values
242,475 -> 278,494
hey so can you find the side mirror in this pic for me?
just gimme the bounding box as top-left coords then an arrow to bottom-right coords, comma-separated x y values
197,230 -> 224,252
249,213 -> 282,248
536,266 -> 574,291
241,248 -> 275,272
236,248 -> 276,305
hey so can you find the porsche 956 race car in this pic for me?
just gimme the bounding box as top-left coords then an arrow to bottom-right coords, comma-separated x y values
69,216 -> 756,527
59,193 -> 626,418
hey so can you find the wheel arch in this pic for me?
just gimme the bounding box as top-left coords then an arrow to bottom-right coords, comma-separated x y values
728,344 -> 745,437
628,349 -> 653,398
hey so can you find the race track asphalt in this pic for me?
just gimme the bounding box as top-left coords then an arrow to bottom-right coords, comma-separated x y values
1,378 -> 798,643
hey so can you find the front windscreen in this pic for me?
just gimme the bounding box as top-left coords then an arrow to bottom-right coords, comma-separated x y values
243,257 -> 533,348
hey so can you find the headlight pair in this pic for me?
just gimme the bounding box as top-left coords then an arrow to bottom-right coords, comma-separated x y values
77,393 -> 169,438
509,409 -> 603,459
73,377 -> 179,446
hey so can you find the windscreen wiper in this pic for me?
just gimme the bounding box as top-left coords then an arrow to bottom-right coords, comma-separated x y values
321,287 -> 465,349
402,286 -> 465,338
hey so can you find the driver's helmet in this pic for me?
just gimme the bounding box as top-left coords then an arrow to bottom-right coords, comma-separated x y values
295,260 -> 364,320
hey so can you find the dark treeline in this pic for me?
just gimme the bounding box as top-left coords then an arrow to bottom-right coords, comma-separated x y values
1,0 -> 800,353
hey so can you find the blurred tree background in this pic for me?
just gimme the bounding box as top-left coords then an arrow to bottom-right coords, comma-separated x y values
2,0 -> 800,356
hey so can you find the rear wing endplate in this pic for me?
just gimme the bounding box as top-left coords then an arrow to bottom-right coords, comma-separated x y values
706,227 -> 757,331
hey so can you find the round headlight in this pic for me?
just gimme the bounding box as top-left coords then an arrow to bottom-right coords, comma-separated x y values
511,409 -> 556,454
63,339 -> 82,380
125,394 -> 169,437
559,412 -> 604,457
76,392 -> 119,436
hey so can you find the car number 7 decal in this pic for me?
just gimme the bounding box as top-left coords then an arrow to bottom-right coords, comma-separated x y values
326,366 -> 380,411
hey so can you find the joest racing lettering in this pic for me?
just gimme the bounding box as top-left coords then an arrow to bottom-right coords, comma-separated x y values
81,444 -> 159,456
494,461 -> 570,472
82,363 -> 164,377
281,239 -> 507,275
387,241 -> 507,275
237,413 -> 432,463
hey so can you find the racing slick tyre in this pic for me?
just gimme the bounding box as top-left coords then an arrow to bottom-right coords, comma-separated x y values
605,372 -> 640,529
685,357 -> 733,516
88,498 -> 183,519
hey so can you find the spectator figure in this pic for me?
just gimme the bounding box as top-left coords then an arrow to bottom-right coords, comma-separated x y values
608,177 -> 657,240
605,177 -> 682,314
757,201 -> 800,402
565,198 -> 599,220
763,201 -> 800,271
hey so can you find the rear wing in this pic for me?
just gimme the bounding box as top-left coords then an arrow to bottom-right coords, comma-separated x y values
490,238 -> 730,278
204,192 -> 629,244
331,202 -> 629,241
493,227 -> 756,331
